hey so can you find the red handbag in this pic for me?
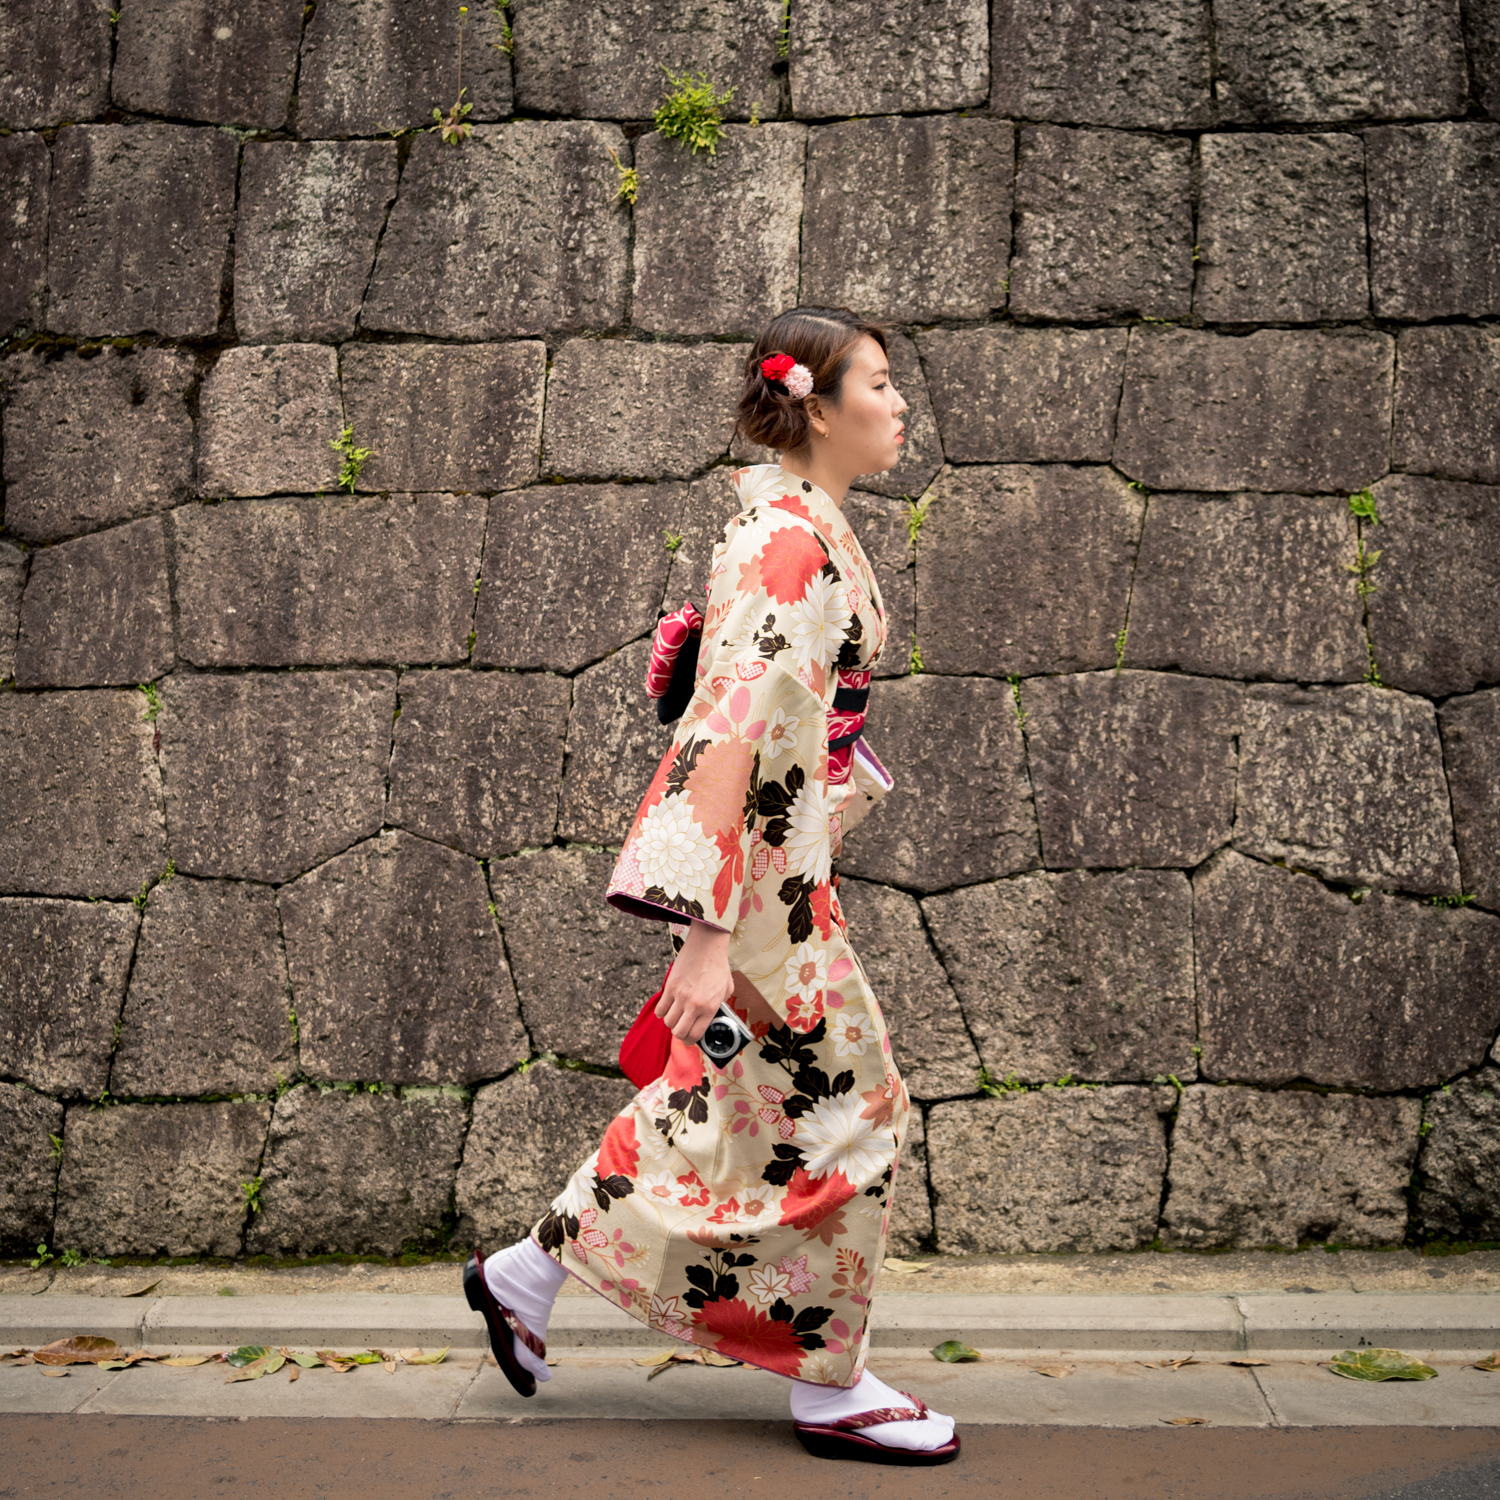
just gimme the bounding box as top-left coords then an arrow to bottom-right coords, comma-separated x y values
619,967 -> 674,1089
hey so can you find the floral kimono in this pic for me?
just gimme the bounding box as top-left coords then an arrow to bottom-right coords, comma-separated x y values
533,463 -> 910,1388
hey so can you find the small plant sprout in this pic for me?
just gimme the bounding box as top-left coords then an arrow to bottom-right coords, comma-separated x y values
775,0 -> 791,59
241,1176 -> 264,1214
608,147 -> 638,205
330,425 -> 374,492
905,493 -> 931,547
654,67 -> 735,155
663,530 -> 683,554
1007,674 -> 1027,730
1347,536 -> 1381,600
748,101 -> 761,127
28,1243 -> 53,1271
138,681 -> 163,721
909,640 -> 924,675
1127,479 -> 1150,496
1113,625 -> 1128,675
1348,488 -> 1379,526
978,1066 -> 1024,1097
49,1133 -> 63,1162
132,858 -> 176,911
59,1248 -> 84,1268
490,3 -> 514,55
431,7 -> 474,144
1429,892 -> 1477,908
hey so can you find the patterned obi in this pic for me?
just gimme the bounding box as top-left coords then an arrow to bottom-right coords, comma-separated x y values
826,668 -> 872,788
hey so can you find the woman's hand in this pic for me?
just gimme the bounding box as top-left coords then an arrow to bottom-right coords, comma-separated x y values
655,919 -> 735,1043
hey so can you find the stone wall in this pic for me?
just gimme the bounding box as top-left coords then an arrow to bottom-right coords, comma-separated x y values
1,0 -> 1498,1263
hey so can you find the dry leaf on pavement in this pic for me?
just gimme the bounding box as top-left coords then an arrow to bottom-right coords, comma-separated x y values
883,1258 -> 929,1273
1150,1356 -> 1200,1370
1163,1417 -> 1210,1425
1472,1353 -> 1500,1372
1329,1348 -> 1437,1382
287,1365 -> 299,1383
34,1336 -> 130,1366
399,1348 -> 450,1365
159,1355 -> 213,1367
1032,1364 -> 1074,1378
225,1352 -> 286,1384
39,1368 -> 70,1378
122,1281 -> 162,1299
1227,1359 -> 1270,1367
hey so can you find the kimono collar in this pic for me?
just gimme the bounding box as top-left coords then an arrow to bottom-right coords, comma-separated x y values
729,463 -> 847,537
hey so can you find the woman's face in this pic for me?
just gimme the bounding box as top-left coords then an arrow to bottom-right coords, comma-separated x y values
811,336 -> 908,477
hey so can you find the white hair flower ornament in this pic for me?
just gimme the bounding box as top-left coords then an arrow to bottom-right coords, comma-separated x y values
761,352 -> 815,401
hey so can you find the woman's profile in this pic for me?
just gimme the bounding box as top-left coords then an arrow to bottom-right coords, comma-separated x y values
464,305 -> 959,1465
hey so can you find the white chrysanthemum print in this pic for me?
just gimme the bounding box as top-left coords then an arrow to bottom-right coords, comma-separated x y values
830,1010 -> 872,1058
796,1094 -> 898,1182
787,570 -> 852,670
784,941 -> 828,1004
746,1264 -> 792,1305
634,795 -> 717,900
637,1170 -> 678,1205
783,779 -> 831,885
552,1151 -> 601,1218
762,706 -> 801,762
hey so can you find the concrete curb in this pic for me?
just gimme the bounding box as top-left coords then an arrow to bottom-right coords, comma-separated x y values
4,1292 -> 1497,1356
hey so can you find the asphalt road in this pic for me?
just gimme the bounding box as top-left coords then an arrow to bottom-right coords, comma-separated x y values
3,1419 -> 1499,1500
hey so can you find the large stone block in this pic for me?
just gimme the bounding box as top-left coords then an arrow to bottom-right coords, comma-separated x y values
836,879 -> 980,1101
887,1106 -> 933,1255
111,879 -> 294,1098
175,494 -> 486,668
1235,685 -> 1461,896
802,117 -> 1014,323
1125,492 -> 1367,683
917,327 -> 1127,465
839,675 -> 1039,893
0,134 -> 48,336
454,1066 -> 639,1246
339,343 -> 546,494
53,1100 -> 269,1258
1214,0 -> 1467,123
247,1086 -> 467,1257
633,125 -> 803,338
1163,1088 -> 1420,1250
297,0 -> 513,135
1114,328 -> 1393,493
1010,127 -> 1192,321
1364,475 -> 1500,698
1393,326 -> 1500,487
662,476 -> 743,613
916,464 -> 1144,677
0,1083 -> 64,1253
235,142 -> 399,345
1195,134 -> 1369,323
388,670 -> 571,859
281,831 -> 527,1085
841,490 -> 914,680
1440,689 -> 1500,910
112,0 -> 303,129
158,671 -> 393,884
363,125 -> 630,339
1194,849 -> 1500,1089
1368,124 -> 1500,320
0,345 -> 196,543
1025,672 -> 1241,870
1418,1065 -> 1500,1243
557,639 -> 674,845
474,483 -> 683,672
197,346 -> 343,498
0,0 -> 112,127
928,1087 -> 1168,1253
850,334 -> 945,503
990,0 -> 1213,129
510,0 -> 780,119
0,692 -> 165,900
0,899 -> 138,1095
0,542 -> 23,682
542,343 -> 743,481
924,871 -> 1195,1085
791,0 -> 988,116
14,516 -> 173,688
45,124 -> 236,338
490,848 -> 670,1069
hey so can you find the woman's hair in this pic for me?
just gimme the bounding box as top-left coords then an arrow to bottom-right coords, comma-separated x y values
735,306 -> 888,452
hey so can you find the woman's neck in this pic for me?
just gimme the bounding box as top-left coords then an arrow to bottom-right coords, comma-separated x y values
776,450 -> 850,508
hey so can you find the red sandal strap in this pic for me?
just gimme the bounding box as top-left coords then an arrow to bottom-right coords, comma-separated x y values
820,1392 -> 928,1431
498,1304 -> 547,1363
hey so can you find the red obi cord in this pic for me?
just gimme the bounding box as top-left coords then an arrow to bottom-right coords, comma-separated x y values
645,602 -> 704,700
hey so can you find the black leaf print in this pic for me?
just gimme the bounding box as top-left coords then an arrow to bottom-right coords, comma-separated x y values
830,1069 -> 855,1097
535,1210 -> 568,1254
768,1298 -> 796,1324
714,1273 -> 741,1301
685,1264 -> 715,1297
793,1065 -> 832,1099
596,1174 -> 634,1204
731,1252 -> 759,1268
643,885 -> 705,921
762,1141 -> 805,1186
779,875 -> 814,944
798,1332 -> 827,1351
781,1092 -> 814,1118
687,1090 -> 710,1125
836,613 -> 865,668
665,737 -> 709,796
792,1305 -> 833,1334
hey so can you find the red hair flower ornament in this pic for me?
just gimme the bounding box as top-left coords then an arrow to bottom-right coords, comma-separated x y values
761,353 -> 815,401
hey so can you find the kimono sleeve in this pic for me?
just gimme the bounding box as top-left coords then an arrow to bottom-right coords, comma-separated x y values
604,512 -> 837,931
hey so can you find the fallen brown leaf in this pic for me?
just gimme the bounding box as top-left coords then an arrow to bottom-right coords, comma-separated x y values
122,1280 -> 162,1299
1032,1364 -> 1074,1379
315,1350 -> 356,1373
1473,1353 -> 1500,1372
641,1349 -> 742,1380
34,1336 -> 129,1366
1149,1355 -> 1200,1369
1227,1359 -> 1270,1367
159,1355 -> 213,1367
399,1348 -> 450,1366
1163,1417 -> 1210,1426
288,1364 -> 299,1383
40,1367 -> 70,1378
0,1349 -> 33,1364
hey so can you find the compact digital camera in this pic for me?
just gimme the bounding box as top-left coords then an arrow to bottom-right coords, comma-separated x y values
697,1004 -> 754,1068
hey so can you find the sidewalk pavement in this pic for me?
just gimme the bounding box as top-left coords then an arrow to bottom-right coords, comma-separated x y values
4,1255 -> 1498,1427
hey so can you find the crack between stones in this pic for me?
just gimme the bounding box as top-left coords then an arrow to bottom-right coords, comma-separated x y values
481,857 -> 538,1063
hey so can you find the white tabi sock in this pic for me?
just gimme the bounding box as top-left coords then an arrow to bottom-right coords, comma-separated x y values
483,1237 -> 569,1383
790,1369 -> 956,1452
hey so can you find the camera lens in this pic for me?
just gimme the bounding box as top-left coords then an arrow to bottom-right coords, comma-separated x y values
701,1019 -> 737,1060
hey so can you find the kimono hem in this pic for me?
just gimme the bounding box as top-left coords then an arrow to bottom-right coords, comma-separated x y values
530,463 -> 910,1388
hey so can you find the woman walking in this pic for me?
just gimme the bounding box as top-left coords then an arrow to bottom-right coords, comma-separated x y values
465,307 -> 959,1465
